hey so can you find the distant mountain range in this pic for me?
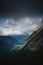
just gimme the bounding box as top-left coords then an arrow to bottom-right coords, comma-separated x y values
0,34 -> 29,54
0,36 -> 20,52
11,35 -> 29,43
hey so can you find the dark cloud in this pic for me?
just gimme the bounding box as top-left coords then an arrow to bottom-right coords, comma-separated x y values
0,0 -> 43,19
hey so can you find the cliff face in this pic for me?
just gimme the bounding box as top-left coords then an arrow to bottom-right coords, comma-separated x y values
16,27 -> 43,59
23,27 -> 43,51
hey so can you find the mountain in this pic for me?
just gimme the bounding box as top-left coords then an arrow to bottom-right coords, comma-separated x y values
17,27 -> 43,57
0,34 -> 29,55
0,36 -> 20,53
24,27 -> 43,51
8,35 -> 29,55
11,35 -> 29,43
0,27 -> 43,64
7,27 -> 43,64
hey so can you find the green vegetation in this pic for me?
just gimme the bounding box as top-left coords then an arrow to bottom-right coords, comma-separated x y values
7,44 -> 25,55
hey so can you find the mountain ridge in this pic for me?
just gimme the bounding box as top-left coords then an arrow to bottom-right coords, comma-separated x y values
17,27 -> 43,55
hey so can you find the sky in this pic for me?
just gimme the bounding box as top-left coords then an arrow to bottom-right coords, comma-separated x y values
0,17 -> 43,35
0,0 -> 43,35
0,0 -> 43,18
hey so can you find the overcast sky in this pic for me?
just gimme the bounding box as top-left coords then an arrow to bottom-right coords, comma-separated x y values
0,0 -> 43,18
0,17 -> 43,35
0,0 -> 43,35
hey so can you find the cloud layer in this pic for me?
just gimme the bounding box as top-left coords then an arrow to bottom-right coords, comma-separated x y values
0,17 -> 42,35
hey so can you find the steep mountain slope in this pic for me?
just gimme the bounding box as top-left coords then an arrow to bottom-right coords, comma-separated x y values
24,27 -> 43,51
17,27 -> 43,56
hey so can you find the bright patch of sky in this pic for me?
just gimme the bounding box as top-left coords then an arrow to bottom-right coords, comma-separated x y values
0,17 -> 42,36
